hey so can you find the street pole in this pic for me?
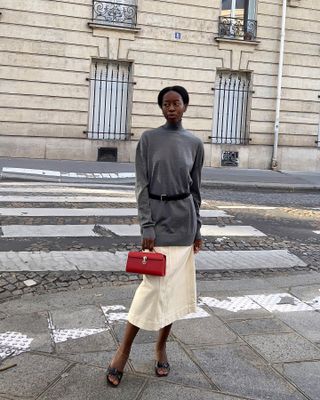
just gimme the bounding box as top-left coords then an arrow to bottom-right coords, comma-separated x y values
271,0 -> 287,170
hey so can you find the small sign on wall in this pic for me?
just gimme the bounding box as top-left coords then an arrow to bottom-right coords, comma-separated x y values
221,151 -> 239,167
174,32 -> 182,40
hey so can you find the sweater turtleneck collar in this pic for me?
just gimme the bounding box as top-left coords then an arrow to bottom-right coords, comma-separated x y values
163,121 -> 183,131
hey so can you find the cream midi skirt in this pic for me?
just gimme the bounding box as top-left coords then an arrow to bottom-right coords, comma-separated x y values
127,245 -> 197,331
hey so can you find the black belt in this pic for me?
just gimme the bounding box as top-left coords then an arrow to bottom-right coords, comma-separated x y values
149,192 -> 190,201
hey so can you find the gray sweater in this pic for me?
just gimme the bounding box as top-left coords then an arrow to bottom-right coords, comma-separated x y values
135,121 -> 204,246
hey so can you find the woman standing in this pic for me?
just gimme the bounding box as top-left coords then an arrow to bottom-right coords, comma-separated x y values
107,85 -> 204,387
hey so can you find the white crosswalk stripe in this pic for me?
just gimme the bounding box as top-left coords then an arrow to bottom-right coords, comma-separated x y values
0,250 -> 306,272
0,195 -> 136,203
0,208 -> 231,218
0,186 -> 135,194
216,205 -> 277,210
0,224 -> 265,238
2,167 -> 135,180
0,183 -> 308,272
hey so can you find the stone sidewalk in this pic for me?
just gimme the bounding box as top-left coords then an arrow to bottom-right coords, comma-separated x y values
1,272 -> 320,399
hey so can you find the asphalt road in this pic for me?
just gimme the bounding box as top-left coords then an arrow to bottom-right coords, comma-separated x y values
202,187 -> 320,208
202,187 -> 319,257
0,183 -> 318,269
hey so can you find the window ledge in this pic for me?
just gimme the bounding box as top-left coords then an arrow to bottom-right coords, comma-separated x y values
215,37 -> 260,45
88,22 -> 140,34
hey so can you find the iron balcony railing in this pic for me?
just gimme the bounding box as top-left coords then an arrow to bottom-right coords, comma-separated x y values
92,0 -> 137,29
218,16 -> 257,41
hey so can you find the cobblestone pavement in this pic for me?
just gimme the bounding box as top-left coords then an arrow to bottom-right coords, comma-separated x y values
0,231 -> 319,301
1,265 -> 320,303
0,221 -> 319,301
0,184 -> 319,302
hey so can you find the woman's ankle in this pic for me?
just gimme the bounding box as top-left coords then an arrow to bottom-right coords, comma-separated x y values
155,343 -> 167,353
117,345 -> 131,358
110,348 -> 129,369
155,345 -> 168,363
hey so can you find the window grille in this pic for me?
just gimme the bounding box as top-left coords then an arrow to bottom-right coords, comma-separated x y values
212,72 -> 251,145
87,61 -> 133,140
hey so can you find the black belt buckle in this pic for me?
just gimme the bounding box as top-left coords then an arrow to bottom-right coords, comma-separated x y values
160,194 -> 167,201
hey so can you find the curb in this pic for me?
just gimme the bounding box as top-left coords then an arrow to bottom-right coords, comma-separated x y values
1,168 -> 320,192
0,169 -> 136,185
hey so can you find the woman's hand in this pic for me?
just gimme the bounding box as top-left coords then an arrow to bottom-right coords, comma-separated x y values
142,238 -> 155,251
193,239 -> 202,254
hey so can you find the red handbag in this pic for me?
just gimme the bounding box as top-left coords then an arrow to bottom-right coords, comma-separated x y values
126,251 -> 166,276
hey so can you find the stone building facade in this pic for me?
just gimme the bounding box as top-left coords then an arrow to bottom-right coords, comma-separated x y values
0,0 -> 319,170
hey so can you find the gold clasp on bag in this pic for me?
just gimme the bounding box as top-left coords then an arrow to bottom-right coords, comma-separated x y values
142,256 -> 148,264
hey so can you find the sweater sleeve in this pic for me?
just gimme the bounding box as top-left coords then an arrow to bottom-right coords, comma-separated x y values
135,133 -> 156,240
190,141 -> 204,241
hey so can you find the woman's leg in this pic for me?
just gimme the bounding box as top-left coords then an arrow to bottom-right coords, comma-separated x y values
107,322 -> 140,385
155,323 -> 172,376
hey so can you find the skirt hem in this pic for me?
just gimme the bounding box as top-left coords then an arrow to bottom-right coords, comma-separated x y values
127,303 -> 196,331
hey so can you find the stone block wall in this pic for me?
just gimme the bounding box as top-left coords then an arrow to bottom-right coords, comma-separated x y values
0,0 -> 319,170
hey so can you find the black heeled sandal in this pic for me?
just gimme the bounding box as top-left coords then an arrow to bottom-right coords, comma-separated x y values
106,349 -> 129,387
155,361 -> 171,377
106,366 -> 123,387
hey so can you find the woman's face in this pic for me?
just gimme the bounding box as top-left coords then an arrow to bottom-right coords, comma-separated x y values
161,91 -> 187,124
